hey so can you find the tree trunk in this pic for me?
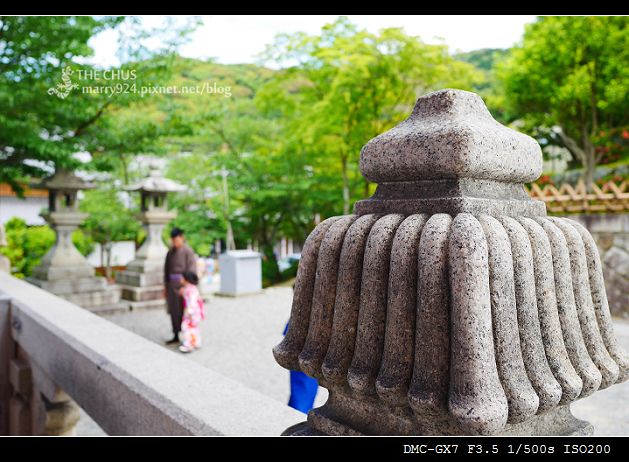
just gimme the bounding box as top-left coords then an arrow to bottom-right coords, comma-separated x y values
105,242 -> 113,280
556,127 -> 596,191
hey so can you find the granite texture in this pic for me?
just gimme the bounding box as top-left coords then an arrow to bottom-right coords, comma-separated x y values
273,89 -> 629,436
516,217 -> 583,405
478,215 -> 539,423
358,89 -> 543,184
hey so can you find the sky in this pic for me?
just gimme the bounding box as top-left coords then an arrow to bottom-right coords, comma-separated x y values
87,15 -> 539,68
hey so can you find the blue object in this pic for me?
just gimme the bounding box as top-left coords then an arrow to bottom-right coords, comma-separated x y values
284,322 -> 319,413
288,370 -> 319,413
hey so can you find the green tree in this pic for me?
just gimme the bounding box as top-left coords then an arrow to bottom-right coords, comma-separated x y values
495,16 -> 629,186
0,16 -> 112,194
160,62 -> 320,269
79,185 -> 142,279
164,152 -> 228,256
0,15 -> 200,195
257,16 -> 484,214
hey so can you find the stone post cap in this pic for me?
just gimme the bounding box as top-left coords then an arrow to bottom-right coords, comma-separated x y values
359,89 -> 543,184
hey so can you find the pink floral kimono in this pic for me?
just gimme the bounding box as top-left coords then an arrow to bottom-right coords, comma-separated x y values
179,283 -> 205,352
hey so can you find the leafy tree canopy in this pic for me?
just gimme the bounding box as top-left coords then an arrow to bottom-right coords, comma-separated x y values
495,16 -> 629,185
255,16 -> 485,214
0,15 -> 201,195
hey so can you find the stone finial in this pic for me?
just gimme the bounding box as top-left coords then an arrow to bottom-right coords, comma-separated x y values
274,89 -> 629,436
354,90 -> 546,216
359,89 -> 543,184
354,89 -> 546,218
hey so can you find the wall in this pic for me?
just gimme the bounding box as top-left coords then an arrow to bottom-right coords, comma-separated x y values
567,214 -> 629,317
0,196 -> 48,226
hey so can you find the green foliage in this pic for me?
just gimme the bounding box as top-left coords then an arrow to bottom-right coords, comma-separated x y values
0,16 -> 201,195
1,217 -> 93,278
495,16 -> 629,184
256,17 -> 485,215
164,152 -> 228,255
72,227 -> 96,258
80,186 -> 142,246
159,60 -> 321,255
1,218 -> 54,278
261,250 -> 280,288
0,16 -> 113,193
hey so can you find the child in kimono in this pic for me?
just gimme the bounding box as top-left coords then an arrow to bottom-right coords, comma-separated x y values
178,270 -> 205,353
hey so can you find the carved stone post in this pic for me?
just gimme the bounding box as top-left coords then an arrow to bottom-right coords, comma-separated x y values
274,89 -> 629,436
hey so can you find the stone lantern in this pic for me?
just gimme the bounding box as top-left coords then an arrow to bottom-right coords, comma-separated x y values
115,162 -> 187,310
274,89 -> 629,436
27,168 -> 121,310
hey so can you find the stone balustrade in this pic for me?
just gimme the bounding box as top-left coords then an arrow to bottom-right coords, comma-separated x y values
0,272 -> 302,435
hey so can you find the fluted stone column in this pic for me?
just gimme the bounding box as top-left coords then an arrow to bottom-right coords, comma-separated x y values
274,89 -> 629,436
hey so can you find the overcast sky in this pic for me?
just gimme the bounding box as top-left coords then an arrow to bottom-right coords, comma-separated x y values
87,15 -> 538,68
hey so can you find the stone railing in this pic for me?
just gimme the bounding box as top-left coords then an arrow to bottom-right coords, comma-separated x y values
0,272 -> 303,435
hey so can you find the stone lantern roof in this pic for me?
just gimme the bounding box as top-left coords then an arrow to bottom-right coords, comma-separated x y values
123,162 -> 187,194
33,167 -> 98,192
122,162 -> 187,218
31,168 -> 98,221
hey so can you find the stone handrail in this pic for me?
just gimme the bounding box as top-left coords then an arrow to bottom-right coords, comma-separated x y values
0,272 -> 303,435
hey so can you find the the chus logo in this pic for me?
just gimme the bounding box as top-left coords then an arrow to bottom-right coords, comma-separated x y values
47,66 -> 230,99
47,67 -> 79,99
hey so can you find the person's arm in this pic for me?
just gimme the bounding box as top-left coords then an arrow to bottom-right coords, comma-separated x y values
164,249 -> 171,282
164,250 -> 170,296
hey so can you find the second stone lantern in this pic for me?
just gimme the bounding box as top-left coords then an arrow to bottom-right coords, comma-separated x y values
115,162 -> 187,310
274,89 -> 629,436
